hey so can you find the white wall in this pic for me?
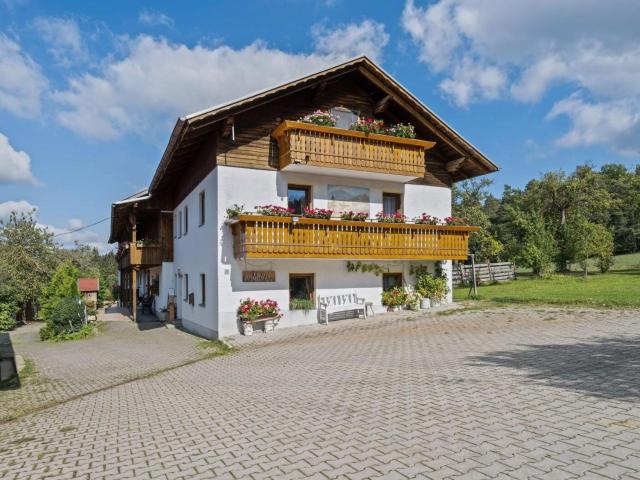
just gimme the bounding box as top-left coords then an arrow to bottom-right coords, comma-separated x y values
173,168 -> 219,338
215,166 -> 454,338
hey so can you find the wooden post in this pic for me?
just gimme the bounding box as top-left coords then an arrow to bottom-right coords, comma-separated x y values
470,254 -> 477,296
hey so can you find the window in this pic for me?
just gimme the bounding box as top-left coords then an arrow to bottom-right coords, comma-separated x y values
382,273 -> 403,291
330,106 -> 359,130
199,274 -> 206,306
382,193 -> 402,215
289,274 -> 315,309
199,191 -> 205,226
287,185 -> 311,215
184,274 -> 189,301
173,213 -> 177,238
184,206 -> 189,235
178,211 -> 182,237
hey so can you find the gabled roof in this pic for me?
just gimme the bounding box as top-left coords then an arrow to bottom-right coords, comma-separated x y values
78,278 -> 99,293
149,55 -> 498,192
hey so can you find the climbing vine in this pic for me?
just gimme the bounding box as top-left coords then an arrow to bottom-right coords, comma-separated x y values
346,261 -> 387,276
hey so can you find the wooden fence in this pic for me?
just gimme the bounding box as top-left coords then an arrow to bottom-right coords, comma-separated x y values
452,262 -> 516,285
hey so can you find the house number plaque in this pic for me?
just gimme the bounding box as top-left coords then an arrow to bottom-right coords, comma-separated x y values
242,270 -> 276,282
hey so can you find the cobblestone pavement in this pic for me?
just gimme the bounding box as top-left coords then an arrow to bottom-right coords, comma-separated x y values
2,306 -> 640,479
1,317 -> 207,422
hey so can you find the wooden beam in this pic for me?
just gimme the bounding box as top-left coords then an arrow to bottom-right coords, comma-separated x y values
374,95 -> 392,114
312,81 -> 327,103
446,157 -> 466,173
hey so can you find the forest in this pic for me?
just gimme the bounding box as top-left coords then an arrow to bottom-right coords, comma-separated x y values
454,163 -> 640,275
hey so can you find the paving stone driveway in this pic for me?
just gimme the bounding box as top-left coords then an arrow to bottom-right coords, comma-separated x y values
2,306 -> 640,479
1,317 -> 207,422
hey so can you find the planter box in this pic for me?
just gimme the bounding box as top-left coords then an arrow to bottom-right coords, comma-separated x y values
238,315 -> 281,335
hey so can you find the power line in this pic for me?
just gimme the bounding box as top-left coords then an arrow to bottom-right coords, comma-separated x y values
53,217 -> 111,237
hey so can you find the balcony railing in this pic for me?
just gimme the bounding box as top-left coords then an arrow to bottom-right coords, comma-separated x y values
229,215 -> 478,260
118,244 -> 164,270
272,121 -> 435,179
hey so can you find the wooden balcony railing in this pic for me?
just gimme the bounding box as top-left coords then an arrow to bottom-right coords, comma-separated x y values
118,245 -> 164,270
272,121 -> 435,178
229,215 -> 478,260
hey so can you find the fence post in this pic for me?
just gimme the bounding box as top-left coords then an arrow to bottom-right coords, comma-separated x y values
468,254 -> 478,297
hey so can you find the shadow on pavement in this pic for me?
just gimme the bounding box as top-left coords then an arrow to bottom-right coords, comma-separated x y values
0,332 -> 19,390
468,335 -> 640,401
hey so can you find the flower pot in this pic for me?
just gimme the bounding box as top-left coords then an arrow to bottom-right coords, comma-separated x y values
420,298 -> 431,309
263,319 -> 276,333
241,321 -> 253,336
430,299 -> 441,308
387,306 -> 402,312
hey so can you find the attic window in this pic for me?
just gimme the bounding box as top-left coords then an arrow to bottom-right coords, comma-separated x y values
330,106 -> 359,130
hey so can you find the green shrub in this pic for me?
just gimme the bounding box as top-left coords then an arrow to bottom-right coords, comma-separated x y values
289,298 -> 315,310
381,287 -> 407,307
0,303 -> 17,331
40,297 -> 85,341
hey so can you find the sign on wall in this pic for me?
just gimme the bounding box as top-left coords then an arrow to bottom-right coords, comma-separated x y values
242,270 -> 276,282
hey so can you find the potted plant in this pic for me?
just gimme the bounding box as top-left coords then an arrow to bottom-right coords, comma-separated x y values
412,265 -> 433,309
429,276 -> 449,307
381,287 -> 407,312
237,298 -> 282,335
414,213 -> 440,225
226,204 -> 245,218
289,298 -> 315,311
405,292 -> 422,311
375,211 -> 407,223
255,205 -> 295,216
349,117 -> 386,134
302,207 -> 333,219
340,211 -> 368,221
299,110 -> 337,127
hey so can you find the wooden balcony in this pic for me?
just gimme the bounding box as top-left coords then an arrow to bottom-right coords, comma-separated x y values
272,121 -> 435,180
229,215 -> 478,260
118,244 -> 164,270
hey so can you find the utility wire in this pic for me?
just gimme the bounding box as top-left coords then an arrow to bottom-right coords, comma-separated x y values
53,217 -> 111,237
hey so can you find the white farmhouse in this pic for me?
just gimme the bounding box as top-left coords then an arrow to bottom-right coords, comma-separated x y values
109,56 -> 498,339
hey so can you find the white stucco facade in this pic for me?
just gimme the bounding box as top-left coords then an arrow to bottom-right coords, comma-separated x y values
159,165 -> 454,339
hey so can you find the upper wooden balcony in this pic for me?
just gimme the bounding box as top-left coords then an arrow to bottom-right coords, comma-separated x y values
229,215 -> 478,261
272,121 -> 435,181
117,244 -> 167,270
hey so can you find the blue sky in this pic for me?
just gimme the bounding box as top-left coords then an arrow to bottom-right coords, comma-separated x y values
1,0 -> 639,252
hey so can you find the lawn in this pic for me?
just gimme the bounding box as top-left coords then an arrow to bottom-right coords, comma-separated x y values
454,268 -> 640,308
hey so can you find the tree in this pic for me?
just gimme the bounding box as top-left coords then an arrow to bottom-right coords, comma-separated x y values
0,211 -> 57,322
453,179 -> 504,262
40,261 -> 79,321
564,216 -> 614,276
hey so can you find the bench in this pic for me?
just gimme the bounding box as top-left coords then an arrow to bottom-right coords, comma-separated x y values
318,293 -> 367,325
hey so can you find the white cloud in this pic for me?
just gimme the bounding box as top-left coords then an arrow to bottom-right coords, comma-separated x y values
53,20 -> 387,140
547,96 -> 640,156
0,200 -> 37,221
0,132 -> 37,184
401,0 -> 640,154
0,34 -> 48,117
138,10 -> 174,28
311,19 -> 388,63
40,217 -> 111,253
33,16 -> 85,65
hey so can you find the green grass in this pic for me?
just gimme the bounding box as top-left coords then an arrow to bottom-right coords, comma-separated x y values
454,270 -> 640,308
516,252 -> 640,275
197,339 -> 234,358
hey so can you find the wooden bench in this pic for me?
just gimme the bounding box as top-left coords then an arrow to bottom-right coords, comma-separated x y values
318,293 -> 367,325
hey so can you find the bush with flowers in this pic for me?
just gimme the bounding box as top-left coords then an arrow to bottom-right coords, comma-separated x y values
299,110 -> 337,127
349,117 -> 386,134
375,211 -> 407,223
340,211 -> 369,221
385,123 -> 416,139
381,287 -> 407,308
237,298 -> 281,321
255,205 -> 294,216
349,117 -> 417,139
414,213 -> 440,225
443,216 -> 466,226
302,207 -> 333,219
